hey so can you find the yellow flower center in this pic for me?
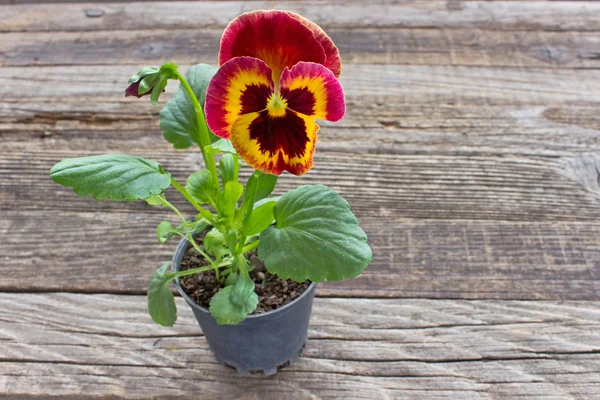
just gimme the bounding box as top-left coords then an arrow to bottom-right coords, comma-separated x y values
266,92 -> 288,117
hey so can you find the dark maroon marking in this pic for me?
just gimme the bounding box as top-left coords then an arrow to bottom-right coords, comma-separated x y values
280,87 -> 316,115
240,84 -> 271,114
248,109 -> 309,159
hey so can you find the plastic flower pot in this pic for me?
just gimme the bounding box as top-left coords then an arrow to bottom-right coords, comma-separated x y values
172,236 -> 317,376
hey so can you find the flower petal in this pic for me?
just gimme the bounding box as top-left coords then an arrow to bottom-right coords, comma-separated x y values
219,10 -> 326,82
229,109 -> 318,176
279,62 -> 346,122
205,57 -> 274,139
286,12 -> 342,78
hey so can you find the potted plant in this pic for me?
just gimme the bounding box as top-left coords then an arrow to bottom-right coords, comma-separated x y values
50,10 -> 372,375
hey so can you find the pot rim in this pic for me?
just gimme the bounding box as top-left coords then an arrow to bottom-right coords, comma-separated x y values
172,236 -> 317,319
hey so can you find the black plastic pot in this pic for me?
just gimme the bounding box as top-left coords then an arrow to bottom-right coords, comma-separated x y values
172,236 -> 317,376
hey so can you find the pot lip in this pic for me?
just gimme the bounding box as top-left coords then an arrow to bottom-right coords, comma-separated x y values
172,236 -> 317,319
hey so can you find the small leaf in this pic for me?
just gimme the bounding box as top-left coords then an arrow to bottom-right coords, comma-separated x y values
150,78 -> 168,105
210,139 -> 237,154
209,285 -> 258,325
217,181 -> 244,217
185,170 -> 216,204
204,228 -> 230,259
225,272 -> 238,287
226,229 -> 238,253
230,269 -> 255,307
50,154 -> 171,202
259,185 -> 372,282
147,263 -> 177,327
218,153 -> 239,185
254,172 -> 278,202
159,64 -> 219,149
242,201 -> 275,236
129,66 -> 159,84
146,194 -> 167,206
253,196 -> 281,210
157,221 -> 178,244
139,73 -> 160,94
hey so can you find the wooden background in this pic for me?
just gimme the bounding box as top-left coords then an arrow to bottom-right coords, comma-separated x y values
1,1 -> 599,398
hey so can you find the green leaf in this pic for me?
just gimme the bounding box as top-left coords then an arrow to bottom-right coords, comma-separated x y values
258,185 -> 372,282
217,181 -> 244,217
129,66 -> 159,84
146,193 -> 167,206
253,196 -> 281,210
242,201 -> 275,236
150,77 -> 168,105
209,285 -> 258,325
230,268 -> 255,307
226,229 -> 238,253
50,154 -> 171,202
204,228 -> 230,259
210,139 -> 237,154
147,263 -> 177,327
204,228 -> 226,252
159,64 -> 219,149
185,170 -> 216,204
218,153 -> 239,185
157,220 -> 177,244
254,172 -> 278,202
139,73 -> 160,94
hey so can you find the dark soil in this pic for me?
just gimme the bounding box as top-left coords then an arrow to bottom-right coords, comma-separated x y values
179,236 -> 311,314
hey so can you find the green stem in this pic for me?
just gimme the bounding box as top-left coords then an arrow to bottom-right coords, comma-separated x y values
162,197 -> 187,226
186,235 -> 220,283
167,265 -> 213,279
241,239 -> 260,254
170,178 -> 215,224
174,70 -> 219,190
235,171 -> 261,255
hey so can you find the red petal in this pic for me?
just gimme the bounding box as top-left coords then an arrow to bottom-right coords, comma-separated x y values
219,10 -> 326,82
286,12 -> 342,78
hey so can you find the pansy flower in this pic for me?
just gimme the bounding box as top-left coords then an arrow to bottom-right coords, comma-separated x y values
205,10 -> 345,176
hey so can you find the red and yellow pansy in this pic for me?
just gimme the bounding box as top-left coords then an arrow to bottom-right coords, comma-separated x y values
205,10 -> 345,176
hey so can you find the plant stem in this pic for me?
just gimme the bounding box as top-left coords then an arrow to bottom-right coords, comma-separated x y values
174,70 -> 219,191
235,171 -> 261,255
186,235 -> 220,282
162,197 -> 187,226
167,265 -> 213,279
241,239 -> 260,253
170,178 -> 215,224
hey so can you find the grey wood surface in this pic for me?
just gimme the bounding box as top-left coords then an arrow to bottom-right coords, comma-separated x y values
0,0 -> 599,398
2,293 -> 600,399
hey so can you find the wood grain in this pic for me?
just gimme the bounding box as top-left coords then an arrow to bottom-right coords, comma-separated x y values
2,28 -> 599,68
2,64 -> 600,160
2,210 -> 599,299
1,1 -> 599,33
4,149 -> 600,221
3,64 -> 599,104
1,293 -> 599,399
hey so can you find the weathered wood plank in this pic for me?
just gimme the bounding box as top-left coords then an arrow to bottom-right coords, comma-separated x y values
2,65 -> 600,160
1,210 -> 599,299
4,149 -> 600,221
1,293 -> 599,398
2,65 -> 599,104
3,100 -> 600,158
1,1 -> 599,33
2,28 -> 599,68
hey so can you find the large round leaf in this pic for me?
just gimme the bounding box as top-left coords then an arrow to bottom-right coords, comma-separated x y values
258,185 -> 372,282
50,153 -> 171,202
159,63 -> 219,149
